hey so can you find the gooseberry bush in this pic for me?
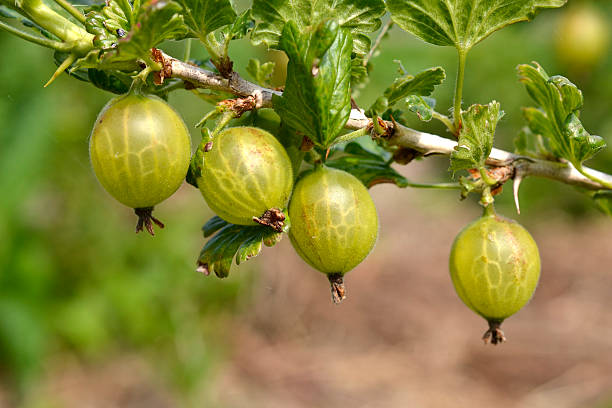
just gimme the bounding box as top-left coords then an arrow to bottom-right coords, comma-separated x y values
2,0 -> 612,344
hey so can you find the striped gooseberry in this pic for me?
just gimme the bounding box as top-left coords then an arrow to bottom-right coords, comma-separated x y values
449,206 -> 541,344
288,165 -> 379,303
89,92 -> 191,235
196,126 -> 293,230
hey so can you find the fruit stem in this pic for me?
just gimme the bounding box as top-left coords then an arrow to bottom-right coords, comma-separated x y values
331,126 -> 370,145
480,186 -> 495,209
328,273 -> 346,304
482,200 -> 496,218
483,320 -> 506,345
134,207 -> 165,236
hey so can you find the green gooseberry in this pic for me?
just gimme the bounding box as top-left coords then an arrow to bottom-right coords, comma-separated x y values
288,165 -> 379,303
449,206 -> 541,344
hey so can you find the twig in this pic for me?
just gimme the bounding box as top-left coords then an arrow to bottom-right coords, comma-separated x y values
364,19 -> 393,66
160,51 -> 612,192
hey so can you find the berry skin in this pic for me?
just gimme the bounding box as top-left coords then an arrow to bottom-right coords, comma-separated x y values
196,126 -> 293,228
288,166 -> 379,303
556,3 -> 611,73
449,207 -> 541,344
89,92 -> 191,234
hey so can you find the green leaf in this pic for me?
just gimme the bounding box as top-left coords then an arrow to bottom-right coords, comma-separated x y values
82,0 -> 185,65
197,217 -> 288,278
406,95 -> 435,122
366,66 -> 445,117
87,69 -> 132,94
274,20 -> 352,149
326,142 -> 409,188
186,130 -> 212,188
384,67 -> 445,106
120,0 -> 187,60
176,0 -> 236,38
202,216 -> 228,237
221,9 -> 253,41
386,0 -> 566,52
514,127 -> 534,156
94,0 -> 187,63
564,113 -> 606,163
246,58 -> 275,87
519,62 -> 606,166
251,0 -> 385,55
84,0 -> 136,50
350,56 -> 369,86
450,101 -> 502,172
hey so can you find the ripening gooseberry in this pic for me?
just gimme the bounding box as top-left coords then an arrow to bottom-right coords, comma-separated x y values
89,92 -> 191,235
196,126 -> 293,230
288,165 -> 379,303
449,206 -> 541,344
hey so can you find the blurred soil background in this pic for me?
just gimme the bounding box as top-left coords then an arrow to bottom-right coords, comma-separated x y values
1,0 -> 612,407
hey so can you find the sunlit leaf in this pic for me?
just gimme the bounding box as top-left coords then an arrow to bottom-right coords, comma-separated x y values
406,95 -> 435,122
384,67 -> 445,105
274,20 -> 352,149
197,216 -> 288,278
176,0 -> 236,38
519,62 -> 606,166
251,0 -> 385,55
386,0 -> 566,52
451,101 -> 502,171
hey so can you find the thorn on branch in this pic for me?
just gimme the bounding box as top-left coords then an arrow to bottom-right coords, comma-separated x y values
513,172 -> 524,215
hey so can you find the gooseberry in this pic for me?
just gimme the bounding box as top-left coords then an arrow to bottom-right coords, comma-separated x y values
196,126 -> 293,230
89,92 -> 191,235
288,165 -> 379,303
555,3 -> 611,73
449,206 -> 541,344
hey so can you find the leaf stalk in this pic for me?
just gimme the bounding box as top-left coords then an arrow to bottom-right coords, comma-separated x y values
51,0 -> 86,24
0,19 -> 71,51
454,48 -> 468,131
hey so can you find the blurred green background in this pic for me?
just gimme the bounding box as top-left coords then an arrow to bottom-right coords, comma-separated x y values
1,1 -> 612,407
